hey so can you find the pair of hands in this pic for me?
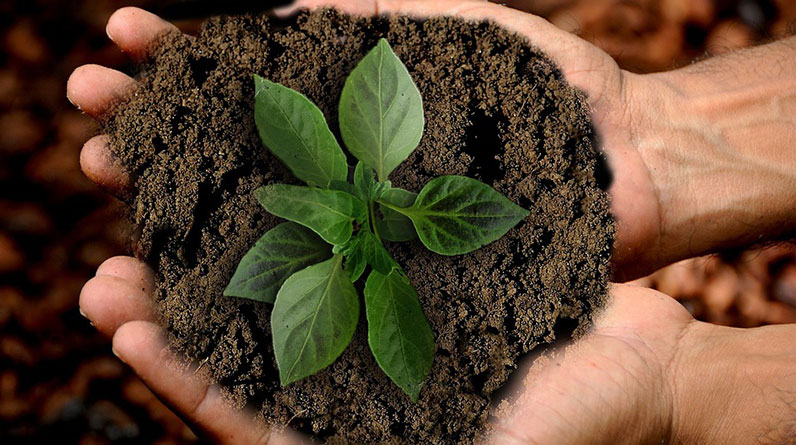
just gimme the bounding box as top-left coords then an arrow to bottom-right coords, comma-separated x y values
69,1 -> 796,443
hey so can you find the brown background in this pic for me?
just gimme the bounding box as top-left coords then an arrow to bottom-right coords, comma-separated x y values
0,0 -> 793,443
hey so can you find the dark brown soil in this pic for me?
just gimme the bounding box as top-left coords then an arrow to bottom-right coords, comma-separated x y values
103,9 -> 614,444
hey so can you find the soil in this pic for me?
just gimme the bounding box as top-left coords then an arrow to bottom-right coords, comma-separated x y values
103,9 -> 614,444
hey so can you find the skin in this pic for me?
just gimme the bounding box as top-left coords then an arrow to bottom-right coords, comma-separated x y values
69,2 -> 796,443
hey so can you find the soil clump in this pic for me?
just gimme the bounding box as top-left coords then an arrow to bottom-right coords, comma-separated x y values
104,9 -> 614,443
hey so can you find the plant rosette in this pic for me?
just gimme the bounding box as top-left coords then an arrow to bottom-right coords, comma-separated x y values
224,39 -> 529,401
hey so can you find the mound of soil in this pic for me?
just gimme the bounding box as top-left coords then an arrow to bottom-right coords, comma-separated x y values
103,9 -> 614,443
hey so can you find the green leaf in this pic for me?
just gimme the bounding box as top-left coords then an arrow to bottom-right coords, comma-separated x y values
365,268 -> 434,402
353,161 -> 375,199
358,229 -> 396,274
393,176 -> 529,255
254,76 -> 347,187
341,235 -> 367,281
371,181 -> 392,200
338,39 -> 424,181
256,184 -> 367,245
224,222 -> 332,303
339,229 -> 396,280
328,179 -> 363,201
272,256 -> 359,385
380,187 -> 417,207
376,188 -> 418,242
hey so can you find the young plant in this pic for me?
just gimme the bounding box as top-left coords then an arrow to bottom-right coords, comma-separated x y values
225,39 -> 529,401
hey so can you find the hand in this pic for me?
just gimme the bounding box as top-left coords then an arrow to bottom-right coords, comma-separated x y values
80,259 -> 796,444
70,9 -> 303,444
70,3 -> 796,444
286,0 -> 796,281
280,0 -> 666,281
490,283 -> 796,444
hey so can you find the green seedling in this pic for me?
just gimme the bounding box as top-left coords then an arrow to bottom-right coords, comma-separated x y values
225,39 -> 529,402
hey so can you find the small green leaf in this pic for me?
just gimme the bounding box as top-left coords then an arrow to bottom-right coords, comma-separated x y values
394,176 -> 529,255
371,181 -> 392,200
224,222 -> 332,303
376,188 -> 418,242
328,179 -> 363,201
354,162 -> 375,199
380,187 -> 417,207
272,256 -> 359,385
341,235 -> 367,281
358,229 -> 396,274
340,229 -> 396,280
254,76 -> 347,187
339,39 -> 424,181
365,268 -> 434,402
256,184 -> 367,245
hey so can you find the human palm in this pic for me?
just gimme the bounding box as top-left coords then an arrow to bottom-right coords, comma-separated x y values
70,3 -> 795,444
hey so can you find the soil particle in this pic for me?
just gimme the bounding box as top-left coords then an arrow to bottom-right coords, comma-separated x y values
103,9 -> 614,444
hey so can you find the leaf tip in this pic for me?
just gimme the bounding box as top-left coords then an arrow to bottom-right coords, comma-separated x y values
407,387 -> 420,403
222,285 -> 236,298
278,373 -> 293,387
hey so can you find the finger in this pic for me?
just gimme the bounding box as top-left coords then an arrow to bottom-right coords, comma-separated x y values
106,7 -> 179,59
274,0 -> 376,16
96,256 -> 156,294
80,135 -> 133,199
66,64 -> 136,119
598,283 -> 695,333
79,273 -> 156,338
286,0 -> 600,90
113,321 -> 307,444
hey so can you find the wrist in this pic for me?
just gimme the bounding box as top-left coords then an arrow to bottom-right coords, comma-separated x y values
629,58 -> 796,266
670,323 -> 796,443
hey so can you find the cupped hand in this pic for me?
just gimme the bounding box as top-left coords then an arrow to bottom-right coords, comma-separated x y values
70,8 -> 304,444
70,3 -> 796,444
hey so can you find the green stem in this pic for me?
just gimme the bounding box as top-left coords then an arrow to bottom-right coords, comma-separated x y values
375,199 -> 412,217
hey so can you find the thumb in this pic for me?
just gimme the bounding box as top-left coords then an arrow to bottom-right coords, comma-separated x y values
113,321 -> 309,444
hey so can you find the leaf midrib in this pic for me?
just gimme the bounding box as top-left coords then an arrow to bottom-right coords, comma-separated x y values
387,278 -> 411,390
285,256 -> 343,380
235,251 -> 329,288
376,44 -> 385,180
279,193 -> 358,220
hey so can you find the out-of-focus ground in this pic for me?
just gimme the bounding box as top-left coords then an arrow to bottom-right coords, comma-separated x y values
0,0 -> 793,442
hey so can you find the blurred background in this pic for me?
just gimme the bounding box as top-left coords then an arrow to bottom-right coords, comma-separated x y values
0,0 -> 794,443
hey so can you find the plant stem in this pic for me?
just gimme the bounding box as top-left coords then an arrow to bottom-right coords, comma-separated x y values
375,199 -> 412,217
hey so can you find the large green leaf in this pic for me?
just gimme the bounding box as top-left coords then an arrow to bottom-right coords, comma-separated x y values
224,222 -> 332,303
272,256 -> 359,386
338,39 -> 424,181
391,176 -> 529,255
376,187 -> 417,242
254,76 -> 347,187
256,184 -> 366,246
364,268 -> 434,402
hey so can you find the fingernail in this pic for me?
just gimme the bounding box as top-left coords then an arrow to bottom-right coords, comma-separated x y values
79,307 -> 87,318
105,22 -> 116,43
112,347 -> 125,363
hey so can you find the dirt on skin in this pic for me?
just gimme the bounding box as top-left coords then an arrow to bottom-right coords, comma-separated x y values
103,9 -> 614,444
